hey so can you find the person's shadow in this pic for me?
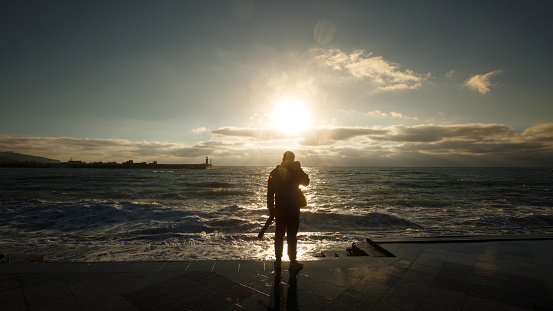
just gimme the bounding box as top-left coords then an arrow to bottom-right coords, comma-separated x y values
268,268 -> 299,310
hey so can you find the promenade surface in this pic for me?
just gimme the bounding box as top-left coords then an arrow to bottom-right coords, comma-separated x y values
1,237 -> 553,310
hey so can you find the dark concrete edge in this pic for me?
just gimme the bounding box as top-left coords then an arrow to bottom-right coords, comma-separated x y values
371,234 -> 553,244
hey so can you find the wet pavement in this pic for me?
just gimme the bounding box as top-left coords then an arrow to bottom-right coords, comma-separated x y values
1,237 -> 553,310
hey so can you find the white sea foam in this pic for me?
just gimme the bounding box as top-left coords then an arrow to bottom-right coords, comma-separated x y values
1,166 -> 552,261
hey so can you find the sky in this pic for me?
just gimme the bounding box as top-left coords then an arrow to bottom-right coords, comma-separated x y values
2,0 -> 553,166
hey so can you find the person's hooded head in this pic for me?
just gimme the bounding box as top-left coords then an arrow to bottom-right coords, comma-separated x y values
283,151 -> 295,162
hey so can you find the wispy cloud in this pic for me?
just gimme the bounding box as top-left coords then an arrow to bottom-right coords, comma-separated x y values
381,123 -> 515,143
209,124 -> 517,145
0,136 -> 195,163
521,123 -> 553,141
463,70 -> 504,94
296,127 -> 388,146
211,127 -> 292,141
314,48 -> 429,92
367,110 -> 418,120
203,123 -> 553,165
2,123 -> 553,166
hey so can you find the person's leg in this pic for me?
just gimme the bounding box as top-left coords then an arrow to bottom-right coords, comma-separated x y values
286,214 -> 300,262
274,214 -> 286,263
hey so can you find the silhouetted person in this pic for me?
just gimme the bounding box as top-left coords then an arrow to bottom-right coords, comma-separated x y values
267,151 -> 309,271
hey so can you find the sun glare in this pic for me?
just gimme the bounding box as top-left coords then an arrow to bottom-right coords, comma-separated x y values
270,98 -> 310,134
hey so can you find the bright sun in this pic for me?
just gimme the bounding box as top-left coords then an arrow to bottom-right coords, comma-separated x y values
270,98 -> 310,134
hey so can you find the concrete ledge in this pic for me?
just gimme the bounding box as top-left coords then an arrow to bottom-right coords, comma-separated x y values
372,234 -> 553,244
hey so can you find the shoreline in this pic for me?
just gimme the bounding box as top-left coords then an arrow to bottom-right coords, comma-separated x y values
2,234 -> 553,264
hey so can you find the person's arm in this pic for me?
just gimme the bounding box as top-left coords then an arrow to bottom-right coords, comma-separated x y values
298,169 -> 309,187
293,161 -> 310,186
267,172 -> 275,216
260,172 -> 276,239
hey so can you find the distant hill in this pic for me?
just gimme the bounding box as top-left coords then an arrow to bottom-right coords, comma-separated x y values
0,151 -> 61,163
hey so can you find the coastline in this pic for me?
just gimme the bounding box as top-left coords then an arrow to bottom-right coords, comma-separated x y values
0,162 -> 213,169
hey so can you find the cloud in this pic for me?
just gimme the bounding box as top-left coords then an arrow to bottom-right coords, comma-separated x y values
367,110 -> 418,120
382,123 -> 515,143
210,127 -> 293,141
204,123 -> 553,165
314,48 -> 429,91
0,136 -> 203,163
206,123 -> 521,150
404,139 -> 548,156
208,126 -> 388,146
463,70 -> 504,94
297,127 -> 388,146
521,123 -> 553,141
192,127 -> 208,133
2,123 -> 553,166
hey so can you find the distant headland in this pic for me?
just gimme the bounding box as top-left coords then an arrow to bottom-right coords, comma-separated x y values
0,151 -> 213,169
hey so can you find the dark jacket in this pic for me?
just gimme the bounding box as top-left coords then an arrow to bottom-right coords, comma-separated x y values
267,161 -> 309,216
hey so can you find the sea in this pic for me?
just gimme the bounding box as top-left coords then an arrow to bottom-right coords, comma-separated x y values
1,166 -> 552,262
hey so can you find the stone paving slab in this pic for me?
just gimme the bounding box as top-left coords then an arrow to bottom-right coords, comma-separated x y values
1,237 -> 553,310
